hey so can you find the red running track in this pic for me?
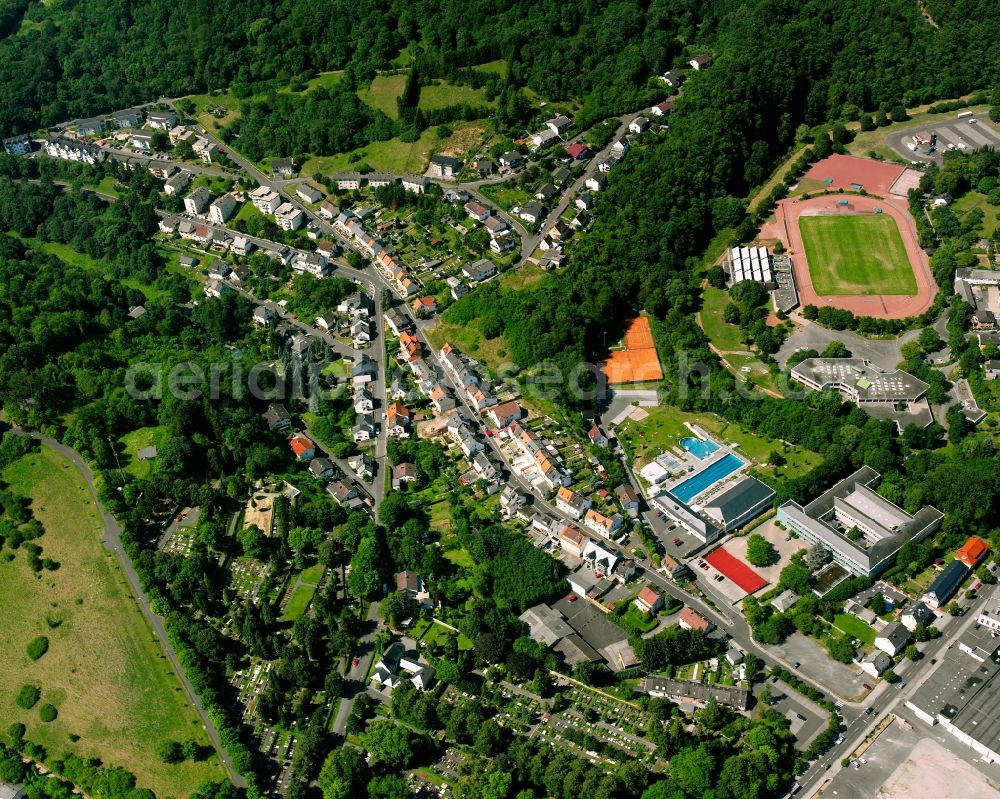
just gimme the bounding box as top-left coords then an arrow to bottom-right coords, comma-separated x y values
774,193 -> 937,320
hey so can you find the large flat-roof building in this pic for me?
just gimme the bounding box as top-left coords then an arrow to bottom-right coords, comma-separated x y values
790,358 -> 931,430
700,476 -> 775,533
777,466 -> 943,577
905,622 -> 1000,763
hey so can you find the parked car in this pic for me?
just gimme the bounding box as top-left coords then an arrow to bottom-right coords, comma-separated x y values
793,662 -> 800,669
672,537 -> 682,546
352,657 -> 360,667
865,707 -> 873,715
862,683 -> 872,690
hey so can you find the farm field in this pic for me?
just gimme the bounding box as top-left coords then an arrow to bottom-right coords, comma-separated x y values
799,215 -> 917,296
1,446 -> 224,796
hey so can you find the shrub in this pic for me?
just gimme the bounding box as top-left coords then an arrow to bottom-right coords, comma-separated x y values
26,636 -> 49,660
15,684 -> 40,709
39,704 -> 57,722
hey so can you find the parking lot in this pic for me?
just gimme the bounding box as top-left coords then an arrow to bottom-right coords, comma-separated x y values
887,113 -> 1000,165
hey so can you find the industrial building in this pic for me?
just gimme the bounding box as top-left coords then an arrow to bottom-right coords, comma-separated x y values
776,466 -> 943,577
906,620 -> 1000,763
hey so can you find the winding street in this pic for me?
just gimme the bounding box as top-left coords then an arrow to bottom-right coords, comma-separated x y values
11,428 -> 246,789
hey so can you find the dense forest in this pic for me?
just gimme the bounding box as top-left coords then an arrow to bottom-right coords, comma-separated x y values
2,0 -> 1000,139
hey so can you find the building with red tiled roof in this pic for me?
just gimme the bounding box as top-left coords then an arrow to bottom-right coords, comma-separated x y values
565,142 -> 591,160
289,434 -> 316,460
678,606 -> 713,632
956,536 -> 990,569
634,586 -> 663,614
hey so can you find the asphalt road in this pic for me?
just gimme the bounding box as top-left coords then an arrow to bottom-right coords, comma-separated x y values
330,602 -> 380,737
12,429 -> 246,788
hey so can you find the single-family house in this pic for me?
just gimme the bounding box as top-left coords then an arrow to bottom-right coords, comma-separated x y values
253,305 -> 274,326
901,602 -> 935,632
689,54 -> 712,70
556,487 -> 592,520
517,200 -> 545,224
352,416 -> 375,442
678,607 -> 713,632
462,259 -> 497,283
392,462 -> 419,489
271,158 -> 295,178
499,151 -> 525,169
588,423 -> 609,447
530,129 -> 560,151
464,200 -> 490,222
858,650 -> 893,679
476,158 -> 497,176
309,458 -> 335,479
629,116 -> 651,134
487,401 -> 522,429
546,116 -> 573,136
634,586 -> 663,614
535,183 -> 559,202
289,434 -> 316,461
615,485 -> 640,518
874,622 -> 911,656
565,142 -> 591,161
559,525 -> 587,558
412,296 -> 437,317
296,184 -> 323,204
585,174 -> 607,192
661,70 -> 685,87
650,100 -> 676,116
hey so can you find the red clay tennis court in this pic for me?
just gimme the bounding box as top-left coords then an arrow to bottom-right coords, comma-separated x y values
603,316 -> 663,384
705,547 -> 767,594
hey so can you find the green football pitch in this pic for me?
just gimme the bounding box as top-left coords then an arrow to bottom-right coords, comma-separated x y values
799,214 -> 917,296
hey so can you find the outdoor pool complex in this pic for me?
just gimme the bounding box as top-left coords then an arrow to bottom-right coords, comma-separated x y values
680,436 -> 720,460
669,453 -> 744,503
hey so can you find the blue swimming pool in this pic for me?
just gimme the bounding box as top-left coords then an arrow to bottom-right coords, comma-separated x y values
680,436 -> 720,460
670,453 -> 744,504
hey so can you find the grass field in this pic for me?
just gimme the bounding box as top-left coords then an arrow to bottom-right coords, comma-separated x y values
799,215 -> 917,296
358,75 -> 407,119
700,286 -> 746,352
1,446 -> 224,795
300,128 -> 439,177
951,191 -> 1000,239
282,564 -> 325,621
357,76 -> 492,120
833,613 -> 876,645
119,426 -> 168,478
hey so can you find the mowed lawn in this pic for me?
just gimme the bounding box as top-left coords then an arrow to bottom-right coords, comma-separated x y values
800,215 -> 917,295
833,613 -> 876,645
1,447 -> 224,795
